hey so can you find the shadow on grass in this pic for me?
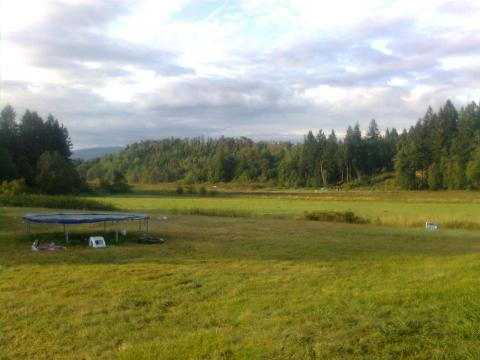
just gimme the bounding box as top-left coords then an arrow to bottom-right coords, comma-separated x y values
3,211 -> 480,268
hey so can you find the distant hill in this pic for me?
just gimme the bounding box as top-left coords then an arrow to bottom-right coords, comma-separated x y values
75,100 -> 480,190
72,146 -> 123,160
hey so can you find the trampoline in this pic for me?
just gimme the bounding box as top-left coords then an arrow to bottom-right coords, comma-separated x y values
23,212 -> 150,243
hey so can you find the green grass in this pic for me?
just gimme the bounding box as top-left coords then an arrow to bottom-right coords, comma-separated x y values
0,194 -> 117,211
94,191 -> 480,229
2,204 -> 480,358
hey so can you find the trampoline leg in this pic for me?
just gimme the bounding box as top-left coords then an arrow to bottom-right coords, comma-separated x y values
115,221 -> 118,243
64,224 -> 69,244
146,219 -> 149,233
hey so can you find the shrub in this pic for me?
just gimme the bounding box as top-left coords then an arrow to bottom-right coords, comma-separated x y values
300,210 -> 368,224
1,178 -> 28,195
98,171 -> 131,194
169,207 -> 255,218
198,186 -> 207,196
175,186 -> 184,195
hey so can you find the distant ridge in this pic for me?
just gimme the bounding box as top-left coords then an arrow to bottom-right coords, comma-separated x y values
72,146 -> 123,160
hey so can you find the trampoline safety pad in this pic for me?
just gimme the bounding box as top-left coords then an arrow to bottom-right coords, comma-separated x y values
23,212 -> 149,224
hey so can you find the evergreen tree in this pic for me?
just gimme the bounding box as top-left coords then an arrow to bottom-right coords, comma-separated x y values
466,146 -> 480,189
436,100 -> 458,151
36,151 -> 80,194
0,105 -> 19,180
324,130 -> 339,184
395,143 -> 418,190
0,104 -> 82,192
45,114 -> 72,158
299,131 -> 317,185
350,123 -> 364,180
344,126 -> 354,183
210,141 -> 235,182
316,130 -> 327,186
427,162 -> 443,190
384,128 -> 399,171
365,119 -> 381,174
442,155 -> 464,190
453,106 -> 474,162
366,119 -> 380,139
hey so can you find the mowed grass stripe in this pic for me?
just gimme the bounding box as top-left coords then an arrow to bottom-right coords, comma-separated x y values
96,192 -> 480,229
2,209 -> 480,358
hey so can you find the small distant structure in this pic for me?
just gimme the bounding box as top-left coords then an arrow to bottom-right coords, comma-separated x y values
89,236 -> 106,248
425,222 -> 438,231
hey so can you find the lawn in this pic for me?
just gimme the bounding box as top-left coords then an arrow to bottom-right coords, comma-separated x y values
2,204 -> 480,359
96,191 -> 480,229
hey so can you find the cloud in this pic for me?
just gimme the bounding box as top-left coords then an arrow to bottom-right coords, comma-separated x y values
1,0 -> 480,148
3,1 -> 194,87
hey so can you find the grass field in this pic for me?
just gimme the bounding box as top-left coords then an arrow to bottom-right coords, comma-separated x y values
96,191 -> 480,229
2,201 -> 480,359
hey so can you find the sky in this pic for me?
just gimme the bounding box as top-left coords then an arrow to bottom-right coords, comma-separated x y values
1,0 -> 480,149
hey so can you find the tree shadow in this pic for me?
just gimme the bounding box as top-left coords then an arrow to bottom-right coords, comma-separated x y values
3,214 -> 480,268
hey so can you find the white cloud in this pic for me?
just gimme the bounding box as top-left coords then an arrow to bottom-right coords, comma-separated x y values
303,85 -> 390,107
371,39 -> 393,55
388,77 -> 408,86
440,55 -> 480,70
403,85 -> 435,103
1,0 -> 480,147
0,0 -> 52,32
106,0 -> 190,44
303,85 -> 348,104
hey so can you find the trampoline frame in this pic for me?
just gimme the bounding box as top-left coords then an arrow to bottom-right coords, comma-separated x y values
23,212 -> 150,243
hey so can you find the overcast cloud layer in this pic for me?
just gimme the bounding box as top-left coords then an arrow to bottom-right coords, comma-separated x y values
2,0 -> 480,148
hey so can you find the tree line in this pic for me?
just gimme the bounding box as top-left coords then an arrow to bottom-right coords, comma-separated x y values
0,104 -> 84,194
79,121 -> 398,188
81,100 -> 480,190
396,100 -> 480,190
3,100 -> 480,193
0,104 -> 130,195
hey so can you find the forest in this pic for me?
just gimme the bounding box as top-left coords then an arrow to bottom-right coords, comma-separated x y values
2,100 -> 480,193
0,104 -> 84,194
0,104 -> 132,195
79,100 -> 480,190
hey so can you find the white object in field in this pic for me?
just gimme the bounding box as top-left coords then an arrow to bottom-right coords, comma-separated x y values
89,236 -> 106,248
425,222 -> 438,230
121,228 -> 127,236
157,215 -> 168,220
